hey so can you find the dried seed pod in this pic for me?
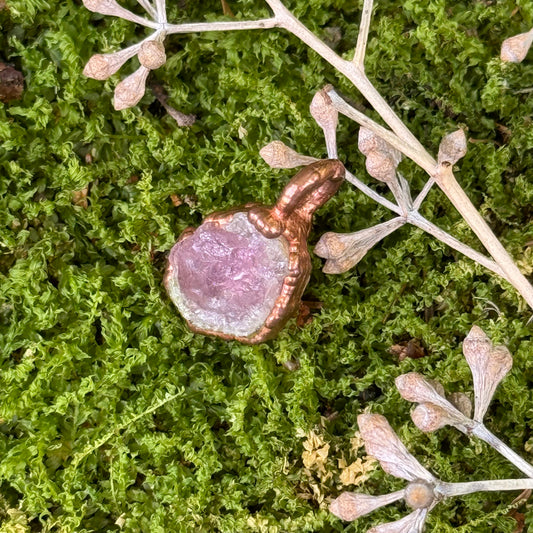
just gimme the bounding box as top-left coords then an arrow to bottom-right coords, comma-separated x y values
463,325 -> 512,422
358,414 -> 435,483
315,218 -> 405,274
395,373 -> 472,431
358,127 -> 402,164
138,40 -> 166,70
330,491 -> 405,521
411,403 -> 460,433
437,129 -> 467,167
113,66 -> 150,110
365,151 -> 398,182
358,127 -> 402,183
310,85 -> 338,157
501,29 -> 533,63
310,85 -> 338,134
83,46 -> 140,80
259,141 -> 318,169
447,392 -> 472,418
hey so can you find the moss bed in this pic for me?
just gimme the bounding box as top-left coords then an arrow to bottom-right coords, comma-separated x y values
1,1 -> 533,531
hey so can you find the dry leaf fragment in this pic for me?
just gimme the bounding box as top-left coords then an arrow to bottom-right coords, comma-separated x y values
501,29 -> 533,63
113,66 -> 150,110
259,141 -> 318,169
437,129 -> 467,167
151,83 -> 196,126
315,217 -> 405,274
339,456 -> 377,486
302,431 -> 330,473
220,0 -> 234,17
390,339 -> 426,361
72,187 -> 89,208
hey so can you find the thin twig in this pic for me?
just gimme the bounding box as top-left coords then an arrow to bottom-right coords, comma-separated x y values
137,0 -> 157,19
413,177 -> 436,210
437,479 -> 533,498
435,165 -> 533,309
472,423 -> 533,479
155,0 -> 166,24
353,0 -> 374,69
344,169 -> 402,215
407,212 -> 509,283
165,18 -> 281,35
327,88 -> 437,174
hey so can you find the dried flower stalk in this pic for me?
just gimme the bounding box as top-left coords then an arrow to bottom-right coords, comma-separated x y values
81,0 -> 533,310
397,326 -> 533,479
332,411 -> 533,531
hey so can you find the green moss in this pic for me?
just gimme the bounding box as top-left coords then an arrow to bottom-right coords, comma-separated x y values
1,0 -> 533,531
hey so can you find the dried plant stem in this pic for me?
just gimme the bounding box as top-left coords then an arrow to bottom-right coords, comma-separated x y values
436,166 -> 533,309
166,18 -> 280,35
344,169 -> 402,214
471,423 -> 533,479
437,478 -> 533,498
98,0 -> 533,307
328,87 -> 533,304
407,212 -> 508,283
155,0 -> 166,24
353,0 -> 373,69
413,178 -> 436,211
137,0 -> 157,19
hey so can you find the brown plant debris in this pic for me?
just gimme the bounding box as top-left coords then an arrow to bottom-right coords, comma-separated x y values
390,339 -> 427,361
0,63 -> 23,103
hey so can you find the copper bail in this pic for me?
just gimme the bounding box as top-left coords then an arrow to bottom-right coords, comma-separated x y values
248,159 -> 345,241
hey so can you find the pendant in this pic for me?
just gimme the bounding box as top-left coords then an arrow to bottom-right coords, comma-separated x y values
164,159 -> 345,344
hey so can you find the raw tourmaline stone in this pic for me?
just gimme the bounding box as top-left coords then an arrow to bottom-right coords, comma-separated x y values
166,212 -> 290,338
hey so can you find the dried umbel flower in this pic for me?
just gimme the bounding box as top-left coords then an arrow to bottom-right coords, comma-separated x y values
501,28 -> 533,63
462,325 -> 512,422
259,141 -> 318,169
437,129 -> 467,167
82,0 -> 168,110
332,396 -> 533,531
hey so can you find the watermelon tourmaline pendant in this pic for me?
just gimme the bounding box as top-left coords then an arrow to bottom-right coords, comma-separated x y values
164,159 -> 345,344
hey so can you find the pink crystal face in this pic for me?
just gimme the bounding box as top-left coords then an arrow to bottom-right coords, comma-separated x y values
166,212 -> 290,338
